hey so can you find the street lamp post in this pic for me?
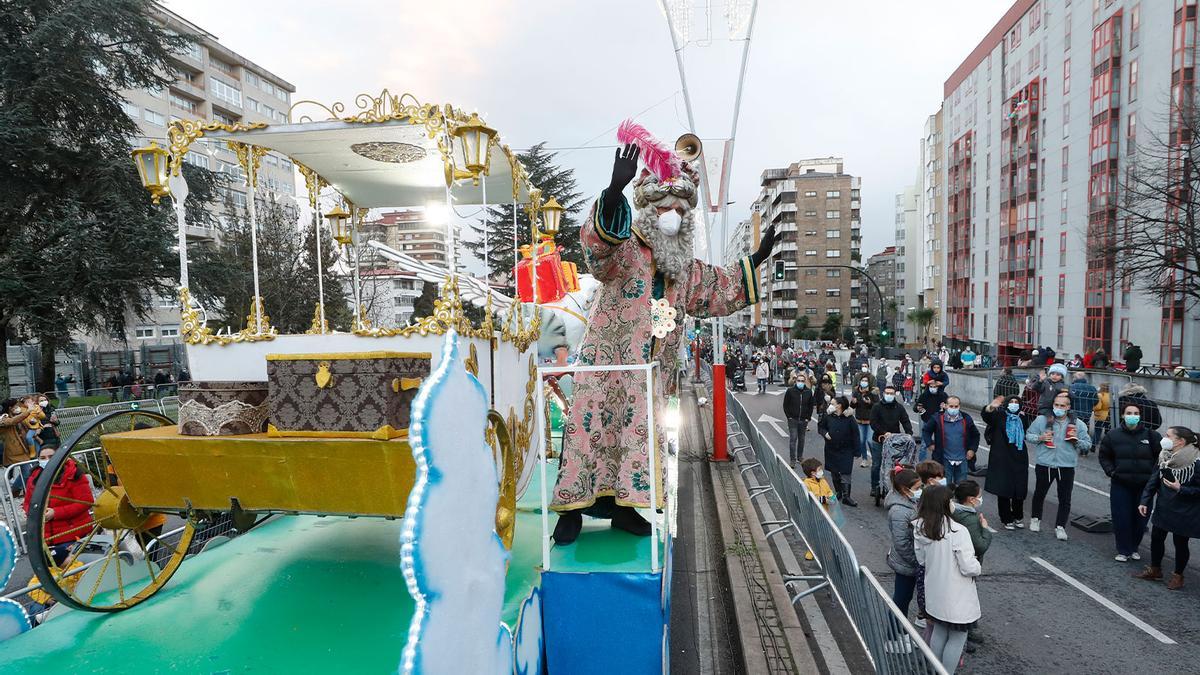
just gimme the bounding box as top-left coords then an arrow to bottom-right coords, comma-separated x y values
795,264 -> 888,347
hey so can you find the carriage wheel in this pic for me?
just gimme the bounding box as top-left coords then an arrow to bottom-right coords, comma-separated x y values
26,409 -> 196,612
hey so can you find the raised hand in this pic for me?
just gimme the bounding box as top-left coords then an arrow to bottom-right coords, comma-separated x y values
609,144 -> 641,193
750,223 -> 778,268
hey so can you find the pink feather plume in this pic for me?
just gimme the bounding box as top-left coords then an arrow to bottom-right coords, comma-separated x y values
616,119 -> 681,182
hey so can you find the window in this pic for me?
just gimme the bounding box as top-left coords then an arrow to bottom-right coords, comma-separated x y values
213,111 -> 238,126
805,308 -> 818,315
826,190 -> 841,198
1130,4 -> 1140,48
120,100 -> 138,118
1058,275 -> 1066,308
1064,12 -> 1072,50
804,229 -> 817,236
144,86 -> 163,99
826,269 -> 841,277
211,77 -> 242,107
1057,316 -> 1064,351
1063,59 -> 1071,94
826,289 -> 841,297
825,229 -> 841,238
1060,232 -> 1068,265
1120,317 -> 1129,342
804,269 -> 818,276
804,191 -> 817,197
804,211 -> 817,217
826,308 -> 841,315
156,294 -> 176,308
246,71 -> 260,88
804,249 -> 817,256
183,152 -> 209,169
984,281 -> 989,308
1128,111 -> 1138,153
1129,60 -> 1138,102
169,92 -> 196,114
1061,147 -> 1069,182
1062,102 -> 1070,138
246,97 -> 261,113
825,211 -> 840,219
143,108 -> 166,126
825,250 -> 841,258
160,326 -> 180,338
212,59 -> 237,76
182,40 -> 203,62
805,289 -> 818,296
135,327 -> 155,339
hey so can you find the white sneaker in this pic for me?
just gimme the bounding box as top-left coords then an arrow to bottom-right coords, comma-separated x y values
859,458 -> 870,468
1015,521 -> 1025,529
1115,554 -> 1129,562
1131,552 -> 1141,560
1029,518 -> 1040,532
1056,526 -> 1069,541
1004,523 -> 1016,531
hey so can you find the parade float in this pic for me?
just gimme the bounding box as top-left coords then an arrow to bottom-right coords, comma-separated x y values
0,91 -> 677,674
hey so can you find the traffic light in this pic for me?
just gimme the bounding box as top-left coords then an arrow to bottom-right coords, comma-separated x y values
879,322 -> 890,339
773,260 -> 785,281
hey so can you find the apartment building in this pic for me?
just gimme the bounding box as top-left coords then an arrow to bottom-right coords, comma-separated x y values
354,269 -> 425,328
366,209 -> 452,269
938,0 -> 1198,366
921,110 -> 945,340
894,181 -> 922,344
756,158 -> 863,343
864,246 -> 898,337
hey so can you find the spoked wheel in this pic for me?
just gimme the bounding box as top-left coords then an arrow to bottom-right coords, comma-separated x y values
26,409 -> 197,612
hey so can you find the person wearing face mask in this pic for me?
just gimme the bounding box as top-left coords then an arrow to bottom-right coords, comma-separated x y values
1033,363 -> 1071,415
1099,405 -> 1161,562
1134,426 -> 1200,589
914,378 -> 949,428
885,467 -> 924,617
1026,392 -> 1093,539
850,376 -> 878,469
782,373 -> 815,465
921,359 -> 950,392
950,480 -> 993,563
1,397 -> 34,495
819,395 -> 860,507
913,484 -> 981,674
922,396 -> 981,486
21,440 -> 93,561
982,395 -> 1030,529
869,385 -> 914,503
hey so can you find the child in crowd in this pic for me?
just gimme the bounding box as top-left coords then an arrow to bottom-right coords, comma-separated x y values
886,467 -> 923,618
917,459 -> 948,487
915,484 -> 982,674
800,457 -> 840,559
950,480 -> 993,563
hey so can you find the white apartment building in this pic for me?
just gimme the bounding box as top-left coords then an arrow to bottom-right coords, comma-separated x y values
894,180 -> 922,344
939,0 -> 1198,366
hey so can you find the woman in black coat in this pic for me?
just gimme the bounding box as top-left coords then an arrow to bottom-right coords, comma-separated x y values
1136,426 -> 1200,589
1098,405 -> 1161,561
819,395 -> 861,507
981,395 -> 1030,529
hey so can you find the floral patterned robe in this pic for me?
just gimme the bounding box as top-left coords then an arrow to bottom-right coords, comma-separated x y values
551,191 -> 760,511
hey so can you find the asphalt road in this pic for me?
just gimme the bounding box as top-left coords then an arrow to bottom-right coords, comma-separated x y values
727,374 -> 1199,675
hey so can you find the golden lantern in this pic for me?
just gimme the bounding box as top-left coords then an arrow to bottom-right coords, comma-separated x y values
325,203 -> 351,245
451,113 -> 498,176
131,141 -> 171,204
540,196 -> 565,239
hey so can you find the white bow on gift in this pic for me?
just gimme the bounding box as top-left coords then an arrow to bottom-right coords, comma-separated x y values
650,298 -> 678,339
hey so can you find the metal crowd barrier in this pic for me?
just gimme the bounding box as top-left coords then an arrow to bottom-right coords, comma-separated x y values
725,391 -> 948,675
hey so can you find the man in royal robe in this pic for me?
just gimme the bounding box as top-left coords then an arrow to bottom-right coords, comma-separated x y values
551,140 -> 777,544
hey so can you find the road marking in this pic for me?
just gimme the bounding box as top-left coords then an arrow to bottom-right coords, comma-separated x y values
756,413 -> 788,437
1030,556 -> 1177,645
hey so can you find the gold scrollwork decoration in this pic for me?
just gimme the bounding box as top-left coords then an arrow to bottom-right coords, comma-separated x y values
353,275 -> 509,343
179,288 -> 278,346
295,161 -> 328,209
226,141 -> 269,188
305,303 -> 328,335
166,119 -> 268,177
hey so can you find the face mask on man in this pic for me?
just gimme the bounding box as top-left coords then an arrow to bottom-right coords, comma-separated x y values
928,386 -> 938,393
827,404 -> 838,415
946,406 -> 960,418
884,393 -> 895,403
1124,415 -> 1140,428
796,381 -> 805,389
861,366 -> 869,373
1053,408 -> 1067,418
1161,437 -> 1177,451
1007,402 -> 1021,414
936,477 -> 947,486
658,209 -> 683,236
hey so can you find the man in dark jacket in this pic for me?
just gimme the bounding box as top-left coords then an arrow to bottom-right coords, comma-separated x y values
992,368 -> 1021,399
869,385 -> 913,496
1124,342 -> 1143,373
1068,373 -> 1099,455
921,396 -> 981,485
1098,405 -> 1161,561
1118,383 -> 1162,431
782,375 -> 815,464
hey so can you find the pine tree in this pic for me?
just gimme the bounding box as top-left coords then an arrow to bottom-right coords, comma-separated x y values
462,143 -> 587,295
0,0 -> 210,396
410,281 -> 438,320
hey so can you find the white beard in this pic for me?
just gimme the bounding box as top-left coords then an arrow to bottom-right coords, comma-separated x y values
633,205 -> 695,280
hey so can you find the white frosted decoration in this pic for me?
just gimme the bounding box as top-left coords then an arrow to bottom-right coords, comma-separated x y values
512,588 -> 544,675
0,523 -> 31,642
400,330 -> 511,675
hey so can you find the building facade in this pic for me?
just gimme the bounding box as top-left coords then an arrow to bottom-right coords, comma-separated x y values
920,109 -> 946,341
756,158 -> 863,343
864,246 -> 898,339
938,0 -> 1198,366
894,181 -> 922,344
366,209 -> 452,269
724,217 -> 755,332
353,269 -> 424,328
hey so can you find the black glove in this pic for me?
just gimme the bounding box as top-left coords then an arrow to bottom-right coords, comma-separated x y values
601,144 -> 641,222
750,223 -> 778,268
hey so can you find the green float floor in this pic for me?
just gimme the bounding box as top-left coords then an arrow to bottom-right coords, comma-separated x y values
1,458 -> 662,673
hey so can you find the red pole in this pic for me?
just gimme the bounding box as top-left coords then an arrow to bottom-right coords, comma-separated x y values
711,363 -> 728,461
694,340 -> 701,380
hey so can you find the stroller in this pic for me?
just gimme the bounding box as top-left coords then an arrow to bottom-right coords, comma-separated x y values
876,433 -> 919,505
731,367 -> 746,392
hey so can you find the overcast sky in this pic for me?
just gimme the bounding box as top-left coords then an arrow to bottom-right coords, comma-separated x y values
167,0 -> 1012,262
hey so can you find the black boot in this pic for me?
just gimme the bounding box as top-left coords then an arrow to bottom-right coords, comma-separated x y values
840,478 -> 858,507
611,506 -> 652,536
552,510 -> 583,545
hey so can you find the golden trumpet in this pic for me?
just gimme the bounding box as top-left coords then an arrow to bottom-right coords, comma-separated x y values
675,133 -> 702,161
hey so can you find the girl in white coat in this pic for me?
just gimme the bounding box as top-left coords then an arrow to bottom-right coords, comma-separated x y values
914,484 -> 982,673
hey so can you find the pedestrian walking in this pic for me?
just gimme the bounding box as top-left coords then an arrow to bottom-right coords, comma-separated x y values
921,396 -> 980,486
850,378 -> 877,469
1093,383 -> 1113,446
1099,405 -> 1160,562
783,373 -> 815,465
1027,392 -> 1093,539
819,395 -> 860,507
914,484 -> 981,674
869,385 -> 914,504
981,395 -> 1029,529
1118,383 -> 1163,431
886,467 -> 923,617
754,359 -> 769,394
1134,426 -> 1200,590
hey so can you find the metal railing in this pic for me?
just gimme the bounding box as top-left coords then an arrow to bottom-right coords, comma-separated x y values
725,391 -> 948,675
